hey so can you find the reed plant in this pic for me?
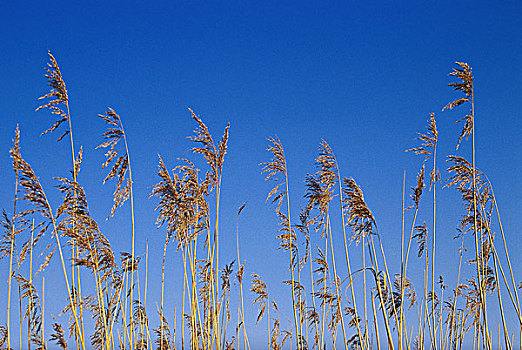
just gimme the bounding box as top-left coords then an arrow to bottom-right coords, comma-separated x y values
0,53 -> 520,350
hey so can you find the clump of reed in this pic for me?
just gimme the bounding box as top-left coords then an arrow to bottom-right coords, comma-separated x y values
0,53 -> 519,350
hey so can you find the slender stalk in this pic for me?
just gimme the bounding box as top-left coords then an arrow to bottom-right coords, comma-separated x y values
187,236 -> 205,350
326,214 -> 348,350
236,205 -> 251,350
320,232 -> 329,349
335,161 -> 364,349
442,236 -> 464,348
284,166 -> 301,350
181,244 -> 188,350
492,245 -> 510,350
438,283 -> 443,350
430,139 -> 437,350
28,222 -> 34,350
145,242 -> 152,348
121,127 -> 137,349
41,277 -> 45,349
368,236 -> 394,349
121,252 -> 131,349
6,148 -> 19,350
489,185 -> 522,316
63,86 -> 85,349
26,157 -> 86,349
18,280 -> 22,350
267,296 -> 270,350
362,238 -> 368,349
160,234 -> 169,350
374,233 -> 401,335
213,175 -> 222,350
469,78 -> 491,350
399,171 -> 406,350
308,241 -> 320,349
401,205 -> 419,347
371,291 -> 381,350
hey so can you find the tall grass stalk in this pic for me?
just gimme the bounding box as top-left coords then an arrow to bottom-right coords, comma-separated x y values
3,54 -> 521,350
262,137 -> 301,349
5,126 -> 20,350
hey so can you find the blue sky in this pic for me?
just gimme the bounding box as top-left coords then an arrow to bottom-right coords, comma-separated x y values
1,1 -> 521,348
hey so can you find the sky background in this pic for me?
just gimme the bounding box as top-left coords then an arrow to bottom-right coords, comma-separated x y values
1,1 -> 521,348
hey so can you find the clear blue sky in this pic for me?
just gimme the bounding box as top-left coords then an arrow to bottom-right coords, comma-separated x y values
1,1 -> 521,348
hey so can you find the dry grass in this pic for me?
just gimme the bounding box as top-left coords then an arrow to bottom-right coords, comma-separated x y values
0,53 -> 520,350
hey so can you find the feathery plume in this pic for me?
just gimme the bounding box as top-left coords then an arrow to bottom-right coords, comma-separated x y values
36,51 -> 70,142
96,108 -> 131,218
442,62 -> 474,149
